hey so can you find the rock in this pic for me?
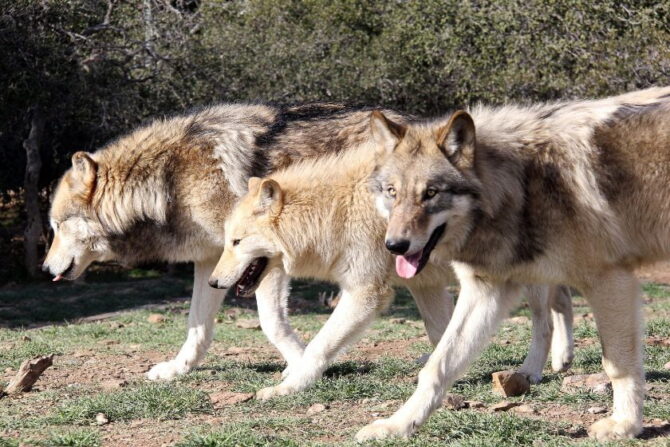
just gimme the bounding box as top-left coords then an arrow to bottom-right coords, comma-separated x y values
20,336 -> 31,342
224,308 -> 241,319
466,400 -> 486,409
101,379 -> 127,391
646,337 -> 670,347
236,319 -> 261,330
512,404 -> 537,414
561,373 -> 611,394
95,413 -> 109,425
587,406 -> 607,414
443,393 -> 467,410
306,403 -> 328,415
108,322 -> 125,329
147,314 -> 166,324
492,370 -> 530,397
101,339 -> 120,346
389,318 -> 406,325
210,391 -> 254,408
490,401 -> 522,412
664,361 -> 670,370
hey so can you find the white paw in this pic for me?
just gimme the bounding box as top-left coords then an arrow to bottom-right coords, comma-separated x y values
588,416 -> 642,441
355,418 -> 413,442
146,360 -> 190,381
551,350 -> 574,373
516,368 -> 543,385
255,384 -> 292,401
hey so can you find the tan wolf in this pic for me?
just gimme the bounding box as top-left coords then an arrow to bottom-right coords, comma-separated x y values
208,142 -> 573,400
359,86 -> 670,441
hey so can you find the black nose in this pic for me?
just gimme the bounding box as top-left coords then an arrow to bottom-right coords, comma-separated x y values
208,278 -> 219,288
385,239 -> 410,255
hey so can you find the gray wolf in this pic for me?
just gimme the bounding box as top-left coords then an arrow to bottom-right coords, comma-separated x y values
359,86 -> 670,441
208,141 -> 573,399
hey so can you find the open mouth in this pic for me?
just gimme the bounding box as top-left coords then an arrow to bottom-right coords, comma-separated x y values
53,259 -> 75,282
234,257 -> 268,298
395,223 -> 446,279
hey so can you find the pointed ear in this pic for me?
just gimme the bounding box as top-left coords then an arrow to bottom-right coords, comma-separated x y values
68,151 -> 97,201
436,111 -> 475,168
255,179 -> 283,216
370,111 -> 406,156
247,176 -> 262,193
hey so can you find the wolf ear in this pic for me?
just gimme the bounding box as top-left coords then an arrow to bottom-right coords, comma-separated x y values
436,111 -> 475,168
247,176 -> 262,193
69,151 -> 98,201
370,111 -> 406,156
255,179 -> 283,216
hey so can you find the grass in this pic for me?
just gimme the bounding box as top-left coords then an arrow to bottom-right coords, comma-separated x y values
0,275 -> 668,446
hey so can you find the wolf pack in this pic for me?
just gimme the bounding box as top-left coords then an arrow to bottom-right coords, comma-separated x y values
42,87 -> 670,441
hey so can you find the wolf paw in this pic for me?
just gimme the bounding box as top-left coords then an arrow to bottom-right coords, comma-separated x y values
588,417 -> 641,440
146,360 -> 189,381
551,350 -> 574,373
515,368 -> 543,385
255,384 -> 292,401
355,419 -> 413,442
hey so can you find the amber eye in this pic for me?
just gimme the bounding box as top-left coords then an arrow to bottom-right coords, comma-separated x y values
425,188 -> 437,199
232,239 -> 241,246
386,186 -> 396,198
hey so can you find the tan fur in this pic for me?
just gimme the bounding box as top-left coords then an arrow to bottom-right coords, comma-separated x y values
359,86 -> 670,442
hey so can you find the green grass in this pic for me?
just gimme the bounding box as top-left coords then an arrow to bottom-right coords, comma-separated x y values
0,278 -> 669,445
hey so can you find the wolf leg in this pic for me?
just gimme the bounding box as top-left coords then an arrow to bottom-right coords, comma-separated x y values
255,266 -> 306,375
407,284 -> 454,365
147,259 -> 225,380
586,269 -> 643,440
550,285 -> 574,372
256,283 -> 393,400
516,285 -> 552,384
356,273 -> 522,441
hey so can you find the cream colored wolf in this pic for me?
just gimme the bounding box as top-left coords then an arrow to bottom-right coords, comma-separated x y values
359,86 -> 670,441
209,143 -> 573,399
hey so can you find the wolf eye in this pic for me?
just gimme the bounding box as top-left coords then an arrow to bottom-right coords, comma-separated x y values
386,186 -> 396,198
232,239 -> 241,246
425,188 -> 437,199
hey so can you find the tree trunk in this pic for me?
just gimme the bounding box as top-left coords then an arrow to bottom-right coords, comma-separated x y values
23,107 -> 45,278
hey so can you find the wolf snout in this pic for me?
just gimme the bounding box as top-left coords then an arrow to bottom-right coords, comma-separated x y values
208,277 -> 225,289
385,238 -> 410,255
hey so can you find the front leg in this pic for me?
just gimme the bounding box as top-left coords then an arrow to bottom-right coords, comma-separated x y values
147,259 -> 225,380
407,284 -> 454,347
256,283 -> 393,400
255,266 -> 306,374
356,271 -> 522,441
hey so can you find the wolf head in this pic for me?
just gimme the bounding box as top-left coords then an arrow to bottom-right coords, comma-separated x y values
208,177 -> 284,297
43,152 -> 116,281
370,110 -> 481,279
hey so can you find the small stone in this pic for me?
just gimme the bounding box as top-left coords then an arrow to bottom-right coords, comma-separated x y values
5,367 -> 13,373
492,370 -> 530,397
101,340 -> 120,346
101,379 -> 127,391
490,401 -> 522,412
214,318 -> 222,324
561,373 -> 611,394
587,406 -> 607,414
306,403 -> 328,415
507,316 -> 529,324
443,393 -> 466,410
235,319 -> 261,330
224,308 -> 241,319
95,413 -> 109,425
210,391 -> 254,408
512,404 -> 537,414
466,400 -> 485,409
20,336 -> 31,342
389,318 -> 406,325
664,361 -> 670,370
147,314 -> 167,324
108,322 -> 125,329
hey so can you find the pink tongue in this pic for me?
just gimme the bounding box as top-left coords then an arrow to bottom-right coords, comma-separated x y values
52,275 -> 63,282
395,251 -> 422,279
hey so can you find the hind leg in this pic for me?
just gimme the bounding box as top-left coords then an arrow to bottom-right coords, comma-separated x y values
147,259 -> 225,380
516,285 -> 552,384
585,269 -> 644,440
550,285 -> 574,372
